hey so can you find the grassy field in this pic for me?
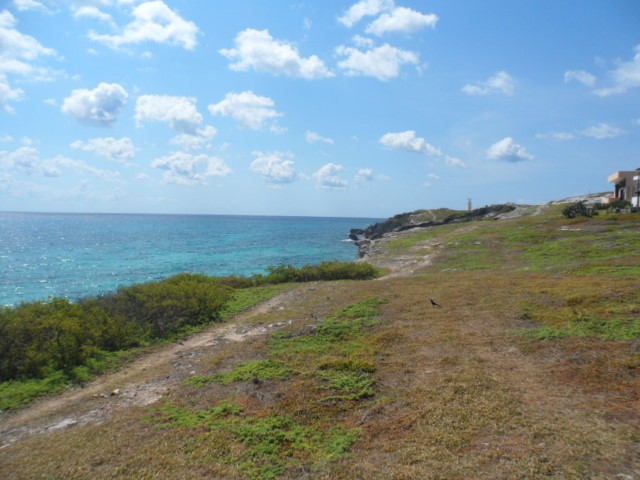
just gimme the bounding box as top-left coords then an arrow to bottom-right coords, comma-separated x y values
1,204 -> 638,479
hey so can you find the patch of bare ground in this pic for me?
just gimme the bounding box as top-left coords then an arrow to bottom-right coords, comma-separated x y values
1,239 -> 638,478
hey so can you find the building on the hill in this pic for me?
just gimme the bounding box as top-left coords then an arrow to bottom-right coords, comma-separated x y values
608,169 -> 640,207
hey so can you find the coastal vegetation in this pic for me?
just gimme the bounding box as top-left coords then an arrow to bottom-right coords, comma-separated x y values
1,201 -> 639,479
150,297 -> 387,479
0,261 -> 379,410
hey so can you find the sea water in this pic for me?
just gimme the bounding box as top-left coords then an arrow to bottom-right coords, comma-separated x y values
0,212 -> 379,306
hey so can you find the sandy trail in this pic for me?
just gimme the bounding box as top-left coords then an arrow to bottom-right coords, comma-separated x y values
0,290 -> 299,449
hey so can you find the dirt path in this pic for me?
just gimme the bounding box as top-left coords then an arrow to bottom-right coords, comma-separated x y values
0,289 -> 301,449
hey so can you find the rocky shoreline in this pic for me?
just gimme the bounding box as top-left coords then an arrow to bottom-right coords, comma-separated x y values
350,203 -> 519,260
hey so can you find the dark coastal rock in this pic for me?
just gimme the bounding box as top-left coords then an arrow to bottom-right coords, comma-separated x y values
354,239 -> 371,258
350,204 -> 517,259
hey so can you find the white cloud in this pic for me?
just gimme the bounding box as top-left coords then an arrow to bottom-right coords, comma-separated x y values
62,82 -> 128,127
337,0 -> 394,28
51,156 -> 122,182
593,45 -> 640,96
0,74 -> 23,113
564,70 -> 596,87
219,28 -> 334,79
170,125 -> 217,150
379,130 -> 442,156
355,167 -> 373,183
365,7 -> 438,35
314,162 -> 348,189
352,35 -> 375,48
336,43 -> 419,81
0,134 -> 14,143
486,137 -> 533,162
135,94 -> 202,133
445,156 -> 466,168
536,131 -> 577,141
88,0 -> 199,51
1,146 -> 122,180
305,130 -> 334,145
0,10 -> 56,78
463,71 -> 515,96
12,0 -> 50,13
151,151 -> 231,185
73,6 -> 115,27
250,151 -> 302,186
208,91 -> 282,130
581,123 -> 624,139
70,137 -> 136,162
0,145 -> 39,173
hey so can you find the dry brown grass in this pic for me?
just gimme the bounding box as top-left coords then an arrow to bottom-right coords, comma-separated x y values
1,213 -> 639,479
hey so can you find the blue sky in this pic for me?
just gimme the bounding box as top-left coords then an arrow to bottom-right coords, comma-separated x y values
0,0 -> 638,217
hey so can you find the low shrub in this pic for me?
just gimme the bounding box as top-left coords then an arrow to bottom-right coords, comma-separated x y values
562,201 -> 592,218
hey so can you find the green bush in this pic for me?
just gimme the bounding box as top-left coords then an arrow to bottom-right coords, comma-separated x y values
258,261 -> 378,284
608,199 -> 632,211
0,262 -> 376,406
0,273 -> 233,382
561,201 -> 592,218
93,273 -> 233,338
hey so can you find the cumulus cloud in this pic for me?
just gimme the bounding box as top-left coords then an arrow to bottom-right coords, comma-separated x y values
593,44 -> 640,96
208,91 -> 282,130
73,6 -> 116,27
170,125 -> 217,150
62,82 -> 128,127
0,145 -> 39,173
70,137 -> 136,162
581,123 -> 624,139
305,131 -> 334,145
337,0 -> 394,28
463,71 -> 515,96
486,137 -> 533,162
219,28 -> 333,79
564,70 -> 596,87
366,6 -> 438,35
250,151 -> 301,186
1,145 -> 122,180
355,167 -> 374,183
135,94 -> 203,133
151,151 -> 231,185
0,74 -> 24,113
314,163 -> 348,189
12,0 -> 51,13
336,42 -> 419,81
88,0 -> 199,50
0,10 -> 56,79
379,130 -> 442,156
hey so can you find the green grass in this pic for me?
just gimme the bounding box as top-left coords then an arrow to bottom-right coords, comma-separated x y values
220,285 -> 290,320
526,315 -> 640,341
0,371 -> 68,411
160,297 -> 387,478
185,359 -> 293,386
387,207 -> 640,276
148,400 -> 360,480
0,349 -> 137,411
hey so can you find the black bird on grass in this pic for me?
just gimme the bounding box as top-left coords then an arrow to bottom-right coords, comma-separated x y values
430,299 -> 441,307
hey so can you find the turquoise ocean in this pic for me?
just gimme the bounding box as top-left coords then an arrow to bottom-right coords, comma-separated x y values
0,212 -> 379,307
